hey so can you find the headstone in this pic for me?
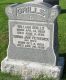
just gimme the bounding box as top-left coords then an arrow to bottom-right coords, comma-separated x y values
4,2 -> 59,66
43,0 -> 59,5
1,0 -> 64,80
34,0 -> 59,5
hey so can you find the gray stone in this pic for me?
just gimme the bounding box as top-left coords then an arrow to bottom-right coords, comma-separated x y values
1,57 -> 64,80
5,1 -> 60,66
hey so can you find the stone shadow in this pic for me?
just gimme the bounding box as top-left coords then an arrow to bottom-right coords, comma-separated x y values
61,9 -> 66,14
59,53 -> 66,79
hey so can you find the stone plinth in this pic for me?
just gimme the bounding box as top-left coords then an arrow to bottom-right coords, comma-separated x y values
1,57 -> 64,80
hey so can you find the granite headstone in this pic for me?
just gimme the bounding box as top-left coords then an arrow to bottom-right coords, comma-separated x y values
1,0 -> 64,80
6,2 -> 59,66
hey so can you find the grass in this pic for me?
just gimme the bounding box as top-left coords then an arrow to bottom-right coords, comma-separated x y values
0,72 -> 21,80
0,72 -> 56,80
0,0 -> 66,80
32,74 -> 56,80
0,0 -> 31,3
0,4 -> 8,65
58,0 -> 66,54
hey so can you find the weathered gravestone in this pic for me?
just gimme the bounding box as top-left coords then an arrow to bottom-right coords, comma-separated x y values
43,0 -> 59,5
1,0 -> 64,80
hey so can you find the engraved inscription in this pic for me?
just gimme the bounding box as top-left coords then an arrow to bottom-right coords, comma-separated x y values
17,6 -> 46,17
12,24 -> 50,50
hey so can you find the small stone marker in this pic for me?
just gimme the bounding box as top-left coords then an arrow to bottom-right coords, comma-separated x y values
1,0 -> 64,80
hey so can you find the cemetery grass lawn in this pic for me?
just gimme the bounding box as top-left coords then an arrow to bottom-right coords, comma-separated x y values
0,72 -> 21,80
0,0 -> 66,80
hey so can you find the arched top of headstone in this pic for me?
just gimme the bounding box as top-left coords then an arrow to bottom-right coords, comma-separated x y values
6,1 -> 60,22
33,0 -> 44,3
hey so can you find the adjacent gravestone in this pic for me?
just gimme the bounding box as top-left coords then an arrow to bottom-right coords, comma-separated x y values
1,0 -> 64,80
43,0 -> 59,5
35,0 -> 59,5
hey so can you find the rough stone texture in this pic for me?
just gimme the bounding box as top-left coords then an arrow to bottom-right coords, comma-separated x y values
5,2 -> 60,66
1,57 -> 64,80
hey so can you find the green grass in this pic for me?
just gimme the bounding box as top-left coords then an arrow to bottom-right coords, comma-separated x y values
0,72 -> 56,80
0,0 -> 31,3
0,72 -> 21,80
32,74 -> 56,80
0,4 -> 8,65
58,0 -> 66,53
0,0 -> 66,80
60,0 -> 66,9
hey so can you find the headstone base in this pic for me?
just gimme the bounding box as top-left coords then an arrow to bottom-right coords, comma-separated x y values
1,57 -> 64,80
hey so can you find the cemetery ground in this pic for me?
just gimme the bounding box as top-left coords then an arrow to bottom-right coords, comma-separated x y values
0,0 -> 66,80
